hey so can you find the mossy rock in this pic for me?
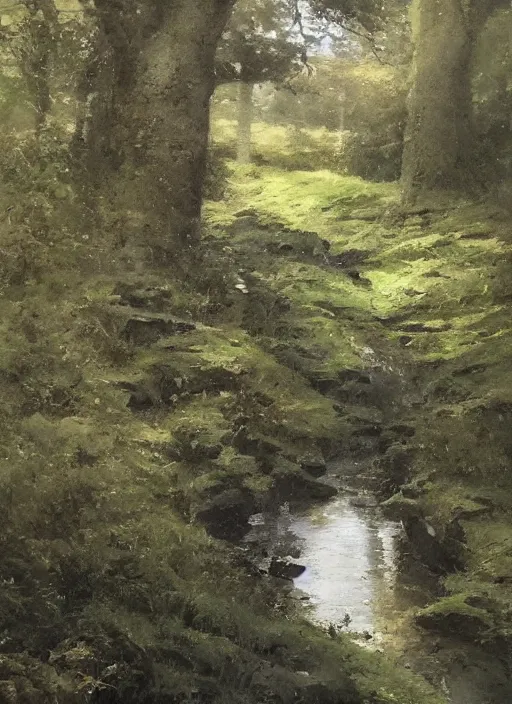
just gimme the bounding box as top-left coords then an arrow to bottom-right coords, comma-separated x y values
194,488 -> 257,540
415,594 -> 495,641
271,458 -> 337,502
380,493 -> 423,521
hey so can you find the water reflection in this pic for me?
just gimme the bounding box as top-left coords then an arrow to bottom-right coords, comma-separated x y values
290,496 -> 400,631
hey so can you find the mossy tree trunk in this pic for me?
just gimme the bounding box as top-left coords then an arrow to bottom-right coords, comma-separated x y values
78,0 -> 234,254
20,0 -> 60,134
236,81 -> 254,164
401,0 -> 476,201
401,0 -> 502,202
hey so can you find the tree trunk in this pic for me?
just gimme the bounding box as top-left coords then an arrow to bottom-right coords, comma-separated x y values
337,89 -> 346,149
85,0 -> 233,255
236,81 -> 254,164
401,0 -> 477,202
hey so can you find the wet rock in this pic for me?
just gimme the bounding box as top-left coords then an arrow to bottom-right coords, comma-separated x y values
232,426 -> 282,458
195,489 -> 257,540
458,230 -> 494,240
272,462 -> 337,502
453,500 -> 490,520
269,557 -> 306,580
380,494 -> 423,521
337,485 -> 360,495
349,495 -> 378,509
300,456 -> 327,478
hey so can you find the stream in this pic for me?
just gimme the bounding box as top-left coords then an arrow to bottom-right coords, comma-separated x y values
244,460 -> 512,704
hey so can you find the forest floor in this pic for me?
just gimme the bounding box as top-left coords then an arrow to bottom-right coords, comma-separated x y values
206,163 -> 512,639
2,155 -> 512,702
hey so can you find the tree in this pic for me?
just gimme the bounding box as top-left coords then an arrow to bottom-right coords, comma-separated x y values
401,0 -> 507,202
74,0 -> 234,254
215,0 -> 305,163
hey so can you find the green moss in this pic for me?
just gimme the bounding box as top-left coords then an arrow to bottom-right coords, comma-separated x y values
416,594 -> 494,625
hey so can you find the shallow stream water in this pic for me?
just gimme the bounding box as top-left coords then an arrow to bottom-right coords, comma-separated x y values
245,460 -> 512,704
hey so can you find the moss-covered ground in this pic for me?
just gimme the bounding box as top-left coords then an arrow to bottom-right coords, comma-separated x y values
0,149 -> 454,700
206,161 -> 512,653
6,120 -> 512,702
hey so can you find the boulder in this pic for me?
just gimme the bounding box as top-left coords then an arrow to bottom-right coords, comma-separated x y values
380,494 -> 423,521
300,456 -> 327,478
272,464 -> 337,502
269,558 -> 306,580
195,489 -> 257,540
415,595 -> 495,641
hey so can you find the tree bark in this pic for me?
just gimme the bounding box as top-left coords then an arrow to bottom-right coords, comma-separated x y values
236,81 -> 254,164
20,0 -> 60,134
83,0 -> 234,255
401,0 -> 477,202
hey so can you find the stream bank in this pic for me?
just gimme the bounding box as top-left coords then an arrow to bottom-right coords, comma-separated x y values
243,461 -> 512,704
204,163 -> 512,703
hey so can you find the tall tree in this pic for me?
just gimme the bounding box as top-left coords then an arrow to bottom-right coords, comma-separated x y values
75,0 -> 234,255
401,0 -> 506,202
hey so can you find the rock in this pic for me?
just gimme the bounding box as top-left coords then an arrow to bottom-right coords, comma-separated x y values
351,425 -> 382,438
401,483 -> 424,499
337,485 -> 360,495
249,667 -> 340,704
229,215 -> 260,232
388,423 -> 416,438
195,489 -> 257,540
396,321 -> 452,333
300,456 -> 327,478
415,595 -> 494,641
269,558 -> 306,580
113,282 -> 173,309
404,516 -> 460,573
349,495 -> 378,509
346,270 -> 372,287
337,369 -> 371,384
380,494 -> 423,521
452,363 -> 487,377
378,444 -> 415,487
329,249 -> 371,268
272,464 -> 337,502
123,313 -> 195,345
